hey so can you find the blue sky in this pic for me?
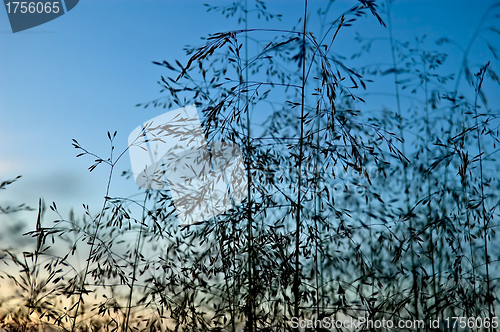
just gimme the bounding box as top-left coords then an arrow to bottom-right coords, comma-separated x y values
0,0 -> 498,245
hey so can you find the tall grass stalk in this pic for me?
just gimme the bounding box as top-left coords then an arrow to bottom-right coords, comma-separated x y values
70,132 -> 122,332
385,0 -> 417,318
244,1 -> 255,330
474,62 -> 494,328
123,191 -> 149,332
293,0 -> 308,323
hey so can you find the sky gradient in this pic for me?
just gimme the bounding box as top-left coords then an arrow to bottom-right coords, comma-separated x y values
0,0 -> 498,247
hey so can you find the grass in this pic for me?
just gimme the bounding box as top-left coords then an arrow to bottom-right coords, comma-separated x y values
1,0 -> 500,331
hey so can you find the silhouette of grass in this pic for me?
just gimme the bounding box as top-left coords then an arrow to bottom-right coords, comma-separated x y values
1,1 -> 500,331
